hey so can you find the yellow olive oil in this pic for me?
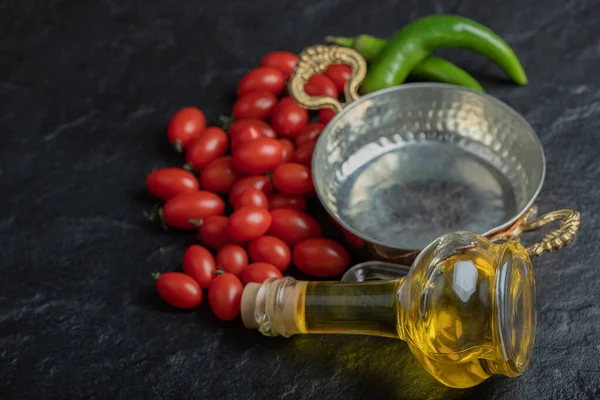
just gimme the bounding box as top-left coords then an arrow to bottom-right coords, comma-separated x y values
242,232 -> 536,388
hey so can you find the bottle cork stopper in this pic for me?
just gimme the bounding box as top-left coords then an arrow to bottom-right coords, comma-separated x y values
241,283 -> 261,329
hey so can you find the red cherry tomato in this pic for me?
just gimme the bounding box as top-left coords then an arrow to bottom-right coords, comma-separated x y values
233,92 -> 278,120
260,51 -> 298,80
292,142 -> 316,167
237,67 -> 285,96
198,216 -> 238,250
268,193 -> 307,211
156,272 -> 202,309
293,238 -> 350,278
234,187 -> 269,210
275,96 -> 296,108
294,123 -> 324,147
319,108 -> 336,124
304,74 -> 338,98
270,97 -> 308,138
279,139 -> 294,164
229,119 -> 276,139
230,120 -> 277,151
233,138 -> 283,175
182,245 -> 216,289
229,176 -> 274,205
216,244 -> 249,276
185,127 -> 229,170
272,163 -> 314,195
325,64 -> 352,93
228,206 -> 272,241
208,273 -> 243,320
146,168 -> 199,201
200,157 -> 243,194
248,236 -> 291,271
163,191 -> 225,229
167,107 -> 206,152
241,263 -> 283,285
268,208 -> 322,246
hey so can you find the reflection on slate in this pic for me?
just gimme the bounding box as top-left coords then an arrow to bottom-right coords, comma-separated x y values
1,0 -> 599,399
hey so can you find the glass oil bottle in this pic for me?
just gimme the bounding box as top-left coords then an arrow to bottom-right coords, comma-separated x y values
241,231 -> 537,388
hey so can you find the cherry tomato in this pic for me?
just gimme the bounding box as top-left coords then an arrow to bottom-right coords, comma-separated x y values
208,273 -> 243,320
295,123 -> 324,147
231,129 -> 264,151
233,91 -> 278,120
319,108 -> 336,124
260,51 -> 298,80
228,206 -> 272,241
293,238 -> 350,277
270,97 -> 308,138
185,127 -> 229,170
268,193 -> 307,211
163,191 -> 225,229
167,107 -> 206,152
304,74 -> 338,98
146,168 -> 199,201
272,163 -> 314,195
234,187 -> 269,210
198,215 -> 238,250
229,119 -> 276,139
230,120 -> 277,151
241,263 -> 283,285
292,141 -> 316,167
275,96 -> 296,108
268,208 -> 322,246
156,272 -> 202,309
279,139 -> 294,164
229,176 -> 274,205
237,67 -> 285,96
325,64 -> 352,93
233,138 -> 283,175
248,236 -> 291,271
200,157 -> 243,194
182,245 -> 216,289
216,244 -> 249,276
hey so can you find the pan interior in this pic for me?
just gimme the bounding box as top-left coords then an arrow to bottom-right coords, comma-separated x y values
313,84 -> 544,250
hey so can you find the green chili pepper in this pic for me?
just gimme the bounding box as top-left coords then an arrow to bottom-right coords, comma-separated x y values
358,15 -> 528,93
326,34 -> 484,92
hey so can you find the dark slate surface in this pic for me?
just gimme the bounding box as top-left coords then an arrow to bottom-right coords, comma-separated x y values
2,0 -> 599,398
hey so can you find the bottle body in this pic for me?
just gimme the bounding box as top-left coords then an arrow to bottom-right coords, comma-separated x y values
242,232 -> 536,388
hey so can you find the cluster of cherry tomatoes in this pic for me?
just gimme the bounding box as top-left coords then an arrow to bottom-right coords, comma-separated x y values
147,51 -> 355,321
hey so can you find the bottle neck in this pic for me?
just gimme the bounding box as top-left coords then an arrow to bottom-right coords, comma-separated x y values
241,277 -> 406,340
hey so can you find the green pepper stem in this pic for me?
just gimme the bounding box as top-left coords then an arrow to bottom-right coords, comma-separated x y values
325,35 -> 355,48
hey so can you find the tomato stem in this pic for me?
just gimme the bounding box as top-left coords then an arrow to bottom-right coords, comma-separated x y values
144,203 -> 160,222
182,163 -> 195,172
218,114 -> 235,131
173,139 -> 183,153
216,268 -> 225,275
151,272 -> 161,280
188,219 -> 204,228
158,208 -> 167,230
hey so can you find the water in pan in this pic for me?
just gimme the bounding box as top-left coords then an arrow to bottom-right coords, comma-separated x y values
335,138 -> 518,250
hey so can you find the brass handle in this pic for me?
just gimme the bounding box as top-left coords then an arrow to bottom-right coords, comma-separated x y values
288,45 -> 367,112
521,209 -> 581,258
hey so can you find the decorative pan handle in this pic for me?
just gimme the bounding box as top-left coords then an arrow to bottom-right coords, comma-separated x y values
520,209 -> 581,258
288,45 -> 367,112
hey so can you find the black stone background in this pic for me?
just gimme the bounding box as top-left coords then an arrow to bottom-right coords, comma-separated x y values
2,0 -> 599,399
